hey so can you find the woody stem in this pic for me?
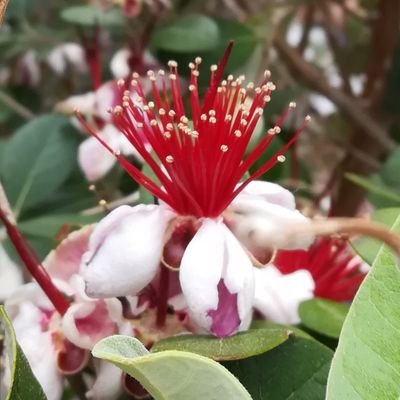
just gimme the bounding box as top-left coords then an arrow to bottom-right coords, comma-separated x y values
0,184 -> 69,315
156,264 -> 169,328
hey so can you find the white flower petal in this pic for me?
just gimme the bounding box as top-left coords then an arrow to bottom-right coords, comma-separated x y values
110,48 -> 131,79
78,136 -> 117,181
82,204 -> 174,298
233,180 -> 296,210
8,302 -> 62,400
47,43 -> 86,75
57,92 -> 97,115
0,245 -> 23,301
21,330 -> 63,400
221,223 -> 254,330
95,82 -> 120,121
78,124 -> 142,181
231,197 -> 312,250
86,361 -> 123,400
253,266 -> 315,324
179,219 -> 254,336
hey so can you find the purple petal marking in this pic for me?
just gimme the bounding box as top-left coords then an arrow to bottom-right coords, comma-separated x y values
208,279 -> 240,337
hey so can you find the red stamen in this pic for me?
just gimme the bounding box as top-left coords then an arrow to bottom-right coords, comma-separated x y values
78,43 -> 308,218
274,237 -> 366,302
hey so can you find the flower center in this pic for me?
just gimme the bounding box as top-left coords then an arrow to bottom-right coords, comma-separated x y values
77,43 -> 309,218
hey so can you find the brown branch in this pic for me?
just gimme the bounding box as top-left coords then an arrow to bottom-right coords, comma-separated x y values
319,1 -> 353,94
0,0 -> 8,25
297,5 -> 315,55
273,33 -> 396,152
330,0 -> 400,216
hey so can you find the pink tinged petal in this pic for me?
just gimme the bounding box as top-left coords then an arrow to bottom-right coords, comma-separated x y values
78,134 -> 118,182
179,219 -> 254,337
78,124 -> 143,181
82,204 -> 174,298
123,0 -> 142,17
95,81 -> 121,121
44,225 -> 93,282
233,180 -> 296,210
253,266 -> 315,324
86,361 -> 123,400
61,301 -> 118,349
56,338 -> 89,375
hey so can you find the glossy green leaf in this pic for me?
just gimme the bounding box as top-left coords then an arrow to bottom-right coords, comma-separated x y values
152,328 -> 290,361
381,147 -> 400,188
0,115 -> 78,216
0,306 -> 47,400
225,336 -> 333,400
326,209 -> 400,400
299,298 -> 349,339
345,173 -> 400,204
151,14 -> 220,53
92,335 -> 252,400
60,5 -> 124,27
352,208 -> 400,264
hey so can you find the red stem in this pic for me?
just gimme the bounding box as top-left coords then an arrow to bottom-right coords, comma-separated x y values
156,265 -> 169,328
0,210 -> 69,315
82,28 -> 102,90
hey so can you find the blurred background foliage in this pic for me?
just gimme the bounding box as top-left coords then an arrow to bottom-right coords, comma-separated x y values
0,0 -> 400,265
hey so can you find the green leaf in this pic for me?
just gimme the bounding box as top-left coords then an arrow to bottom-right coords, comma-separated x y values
345,173 -> 400,204
380,147 -> 400,188
225,336 -> 333,400
352,208 -> 400,264
299,298 -> 349,339
60,5 -> 124,27
0,306 -> 47,400
18,213 -> 99,238
151,14 -> 220,53
152,328 -> 290,361
92,335 -> 252,400
326,209 -> 400,400
0,115 -> 79,217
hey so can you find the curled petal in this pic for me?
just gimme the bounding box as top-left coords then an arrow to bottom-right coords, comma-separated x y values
44,225 -> 93,283
233,180 -> 296,210
253,266 -> 315,324
61,300 -> 118,349
82,204 -> 174,298
179,219 -> 254,337
230,196 -> 313,250
56,338 -> 89,375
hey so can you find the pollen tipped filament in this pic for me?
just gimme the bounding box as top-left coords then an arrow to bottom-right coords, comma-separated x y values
76,44 -> 310,218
